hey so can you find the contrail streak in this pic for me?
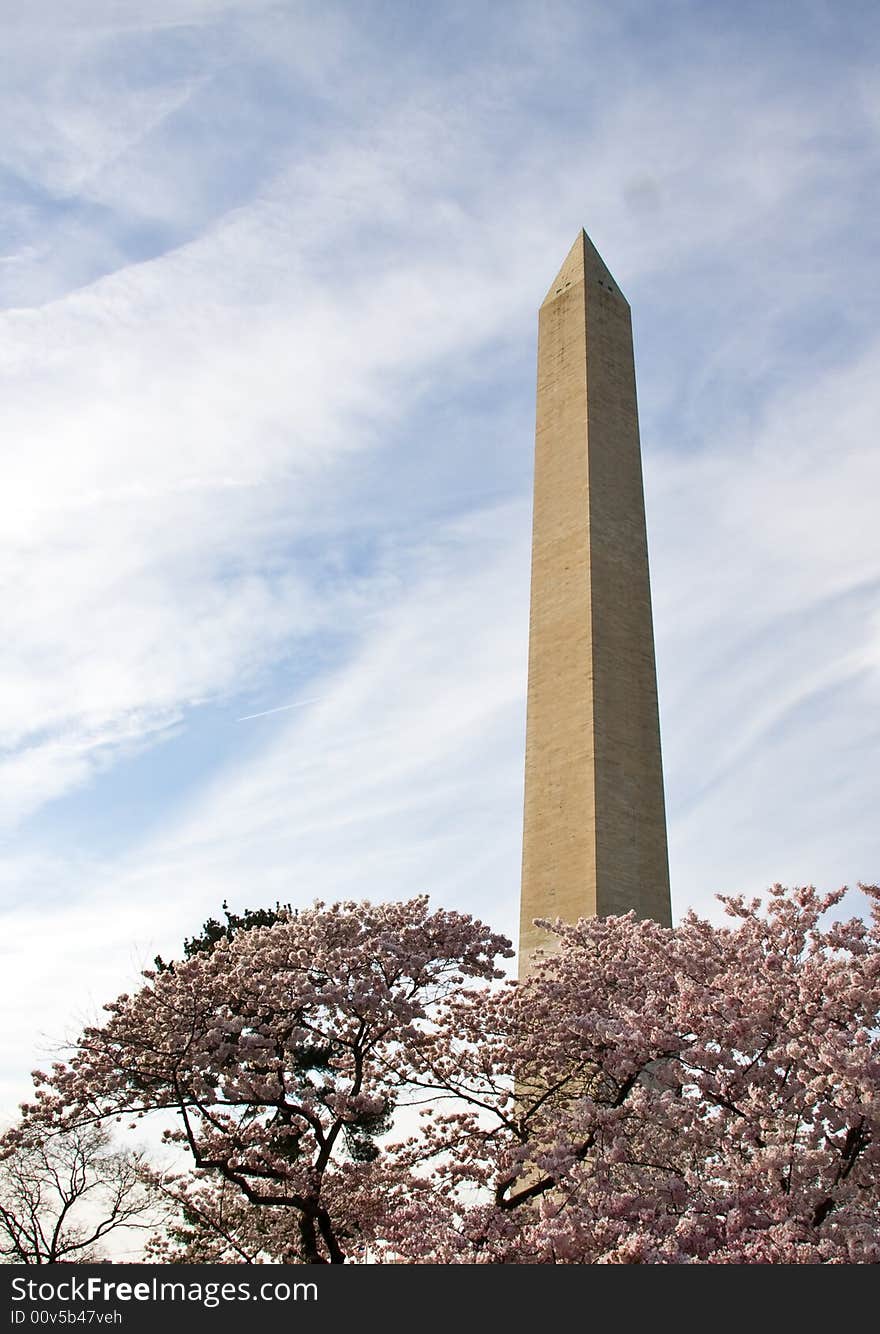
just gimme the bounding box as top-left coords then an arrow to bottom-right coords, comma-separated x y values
236,698 -> 322,722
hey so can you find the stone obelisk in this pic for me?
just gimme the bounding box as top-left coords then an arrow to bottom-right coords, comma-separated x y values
519,230 -> 671,974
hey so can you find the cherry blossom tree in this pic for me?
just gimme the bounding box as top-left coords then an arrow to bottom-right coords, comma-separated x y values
6,896 -> 511,1265
6,885 -> 879,1264
384,883 -> 880,1263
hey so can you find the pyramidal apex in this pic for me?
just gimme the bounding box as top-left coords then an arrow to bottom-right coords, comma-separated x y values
541,229 -> 628,307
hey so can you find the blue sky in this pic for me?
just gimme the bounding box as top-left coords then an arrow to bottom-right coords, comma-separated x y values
1,0 -> 879,1116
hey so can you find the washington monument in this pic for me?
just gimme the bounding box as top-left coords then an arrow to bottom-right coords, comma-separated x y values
519,230 -> 671,973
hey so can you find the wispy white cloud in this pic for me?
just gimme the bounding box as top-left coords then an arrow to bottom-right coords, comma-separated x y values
0,500 -> 530,1114
236,698 -> 322,722
652,334 -> 880,905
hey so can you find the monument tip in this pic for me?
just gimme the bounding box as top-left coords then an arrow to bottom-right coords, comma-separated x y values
541,229 -> 628,307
